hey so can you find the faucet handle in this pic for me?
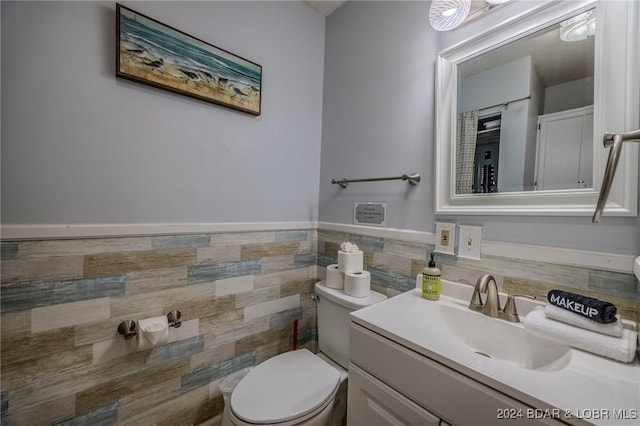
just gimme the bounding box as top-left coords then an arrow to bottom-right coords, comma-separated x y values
501,294 -> 536,323
467,278 -> 484,312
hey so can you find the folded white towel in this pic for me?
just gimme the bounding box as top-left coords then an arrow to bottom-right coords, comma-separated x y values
524,307 -> 637,363
544,304 -> 624,337
138,316 -> 169,350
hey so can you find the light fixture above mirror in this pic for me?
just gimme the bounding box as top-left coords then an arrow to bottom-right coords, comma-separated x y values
429,0 -> 471,31
429,0 -> 512,32
559,10 -> 595,42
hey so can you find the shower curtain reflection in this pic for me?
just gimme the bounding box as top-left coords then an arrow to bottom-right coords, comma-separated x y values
456,110 -> 478,194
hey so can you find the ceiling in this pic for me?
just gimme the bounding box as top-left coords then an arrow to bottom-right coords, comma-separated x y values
305,1 -> 347,16
305,0 -> 493,19
306,1 -> 593,88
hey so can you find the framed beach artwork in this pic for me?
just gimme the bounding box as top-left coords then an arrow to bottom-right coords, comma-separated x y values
116,4 -> 262,116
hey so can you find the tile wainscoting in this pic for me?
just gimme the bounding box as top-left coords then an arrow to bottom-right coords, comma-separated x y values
316,229 -> 639,323
1,230 -> 319,425
1,224 -> 637,425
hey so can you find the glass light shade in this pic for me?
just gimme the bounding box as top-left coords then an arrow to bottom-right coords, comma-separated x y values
429,0 -> 471,32
586,16 -> 596,36
484,0 -> 512,4
560,21 -> 588,42
560,11 -> 592,27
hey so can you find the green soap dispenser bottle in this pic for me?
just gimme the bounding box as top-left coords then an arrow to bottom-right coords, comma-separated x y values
422,253 -> 441,300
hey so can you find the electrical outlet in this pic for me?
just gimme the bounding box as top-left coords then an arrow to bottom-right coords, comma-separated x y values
435,222 -> 456,255
458,225 -> 482,260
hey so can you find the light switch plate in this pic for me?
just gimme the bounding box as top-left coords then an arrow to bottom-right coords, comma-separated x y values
458,225 -> 482,260
435,222 -> 456,255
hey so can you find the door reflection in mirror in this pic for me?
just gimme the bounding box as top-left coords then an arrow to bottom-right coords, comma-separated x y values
455,110 -> 478,194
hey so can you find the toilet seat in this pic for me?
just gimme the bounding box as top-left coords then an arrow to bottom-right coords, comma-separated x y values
230,349 -> 341,424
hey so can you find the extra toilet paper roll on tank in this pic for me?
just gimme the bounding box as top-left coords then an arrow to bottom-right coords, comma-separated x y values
344,270 -> 371,298
338,250 -> 363,273
326,264 -> 344,289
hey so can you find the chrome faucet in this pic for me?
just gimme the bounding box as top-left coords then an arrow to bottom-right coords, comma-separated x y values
468,274 -> 500,318
468,274 -> 536,322
501,294 -> 536,322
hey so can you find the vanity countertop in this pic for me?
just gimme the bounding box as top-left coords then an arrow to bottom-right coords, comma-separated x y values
350,281 -> 640,425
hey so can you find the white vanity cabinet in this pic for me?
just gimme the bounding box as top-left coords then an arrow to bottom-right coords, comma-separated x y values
348,322 -> 565,426
348,363 -> 441,426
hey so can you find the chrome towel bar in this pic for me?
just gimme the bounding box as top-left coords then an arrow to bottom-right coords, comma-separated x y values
592,129 -> 640,222
332,173 -> 420,189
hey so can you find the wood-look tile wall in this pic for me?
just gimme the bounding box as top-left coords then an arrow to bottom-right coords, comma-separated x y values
316,230 -> 640,323
1,227 -> 638,425
0,231 -> 318,425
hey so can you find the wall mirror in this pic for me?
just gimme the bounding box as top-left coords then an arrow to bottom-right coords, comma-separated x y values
435,0 -> 638,216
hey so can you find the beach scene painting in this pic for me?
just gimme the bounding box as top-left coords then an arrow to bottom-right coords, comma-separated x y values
116,4 -> 262,116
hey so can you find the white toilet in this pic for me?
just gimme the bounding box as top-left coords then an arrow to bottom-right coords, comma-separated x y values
221,281 -> 387,426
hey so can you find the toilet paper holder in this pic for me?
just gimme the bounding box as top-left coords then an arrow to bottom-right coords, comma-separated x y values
117,310 -> 182,340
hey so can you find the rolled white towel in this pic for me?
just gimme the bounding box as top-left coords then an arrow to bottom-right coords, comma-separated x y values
544,304 -> 624,338
524,307 -> 637,363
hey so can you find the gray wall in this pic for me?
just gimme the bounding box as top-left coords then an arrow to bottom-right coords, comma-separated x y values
458,56 -> 531,113
318,0 -> 438,231
544,77 -> 594,114
1,1 -> 325,224
319,0 -> 639,255
2,1 -> 638,255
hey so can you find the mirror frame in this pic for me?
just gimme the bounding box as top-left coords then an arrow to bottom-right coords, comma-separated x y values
435,0 -> 639,216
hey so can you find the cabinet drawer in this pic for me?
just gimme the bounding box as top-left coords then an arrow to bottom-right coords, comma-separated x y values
350,323 -> 565,426
348,363 -> 441,426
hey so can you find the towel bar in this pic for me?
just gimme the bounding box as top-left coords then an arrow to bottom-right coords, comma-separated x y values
592,129 -> 640,222
332,173 -> 420,189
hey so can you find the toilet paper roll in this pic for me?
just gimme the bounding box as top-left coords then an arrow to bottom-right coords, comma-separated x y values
326,264 -> 344,289
138,316 -> 168,350
344,270 -> 371,298
338,250 -> 363,274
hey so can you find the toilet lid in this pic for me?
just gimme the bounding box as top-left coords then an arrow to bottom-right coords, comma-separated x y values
230,349 -> 340,424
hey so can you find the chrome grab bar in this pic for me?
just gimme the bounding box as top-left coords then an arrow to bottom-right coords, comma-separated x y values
592,129 -> 640,223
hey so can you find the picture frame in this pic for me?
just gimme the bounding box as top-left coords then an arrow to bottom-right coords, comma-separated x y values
116,3 -> 262,116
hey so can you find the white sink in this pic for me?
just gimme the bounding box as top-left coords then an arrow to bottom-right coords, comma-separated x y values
437,301 -> 571,371
350,281 -> 640,426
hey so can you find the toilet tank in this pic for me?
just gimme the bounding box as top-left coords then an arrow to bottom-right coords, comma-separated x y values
314,281 -> 387,368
